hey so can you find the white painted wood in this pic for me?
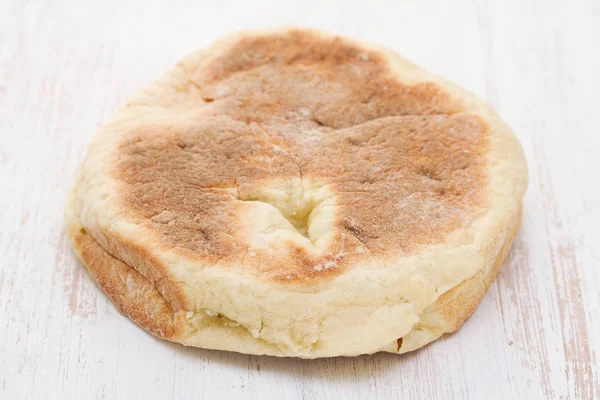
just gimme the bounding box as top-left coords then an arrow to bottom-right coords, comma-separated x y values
1,0 -> 598,398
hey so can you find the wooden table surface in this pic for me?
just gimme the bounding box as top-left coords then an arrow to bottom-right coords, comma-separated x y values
1,0 -> 598,398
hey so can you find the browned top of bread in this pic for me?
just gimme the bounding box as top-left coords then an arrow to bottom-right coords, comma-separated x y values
67,27 -> 527,357
112,29 -> 489,282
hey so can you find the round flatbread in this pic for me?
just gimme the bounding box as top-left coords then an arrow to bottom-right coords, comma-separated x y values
65,28 -> 527,358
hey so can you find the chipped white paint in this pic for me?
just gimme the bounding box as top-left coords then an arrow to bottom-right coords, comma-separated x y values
0,0 -> 598,398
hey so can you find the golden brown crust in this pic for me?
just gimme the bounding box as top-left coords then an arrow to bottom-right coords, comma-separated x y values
112,29 -> 489,282
68,225 -> 180,339
89,226 -> 189,311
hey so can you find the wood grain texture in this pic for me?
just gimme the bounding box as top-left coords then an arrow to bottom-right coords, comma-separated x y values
0,0 -> 598,398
